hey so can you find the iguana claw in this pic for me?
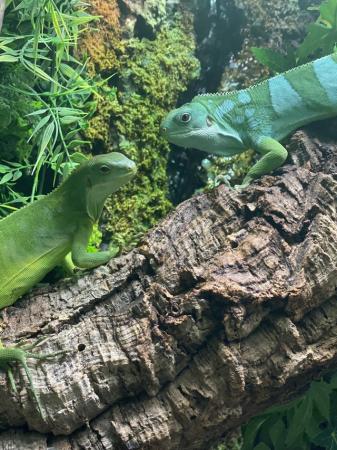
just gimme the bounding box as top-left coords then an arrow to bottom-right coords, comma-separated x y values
0,339 -> 67,416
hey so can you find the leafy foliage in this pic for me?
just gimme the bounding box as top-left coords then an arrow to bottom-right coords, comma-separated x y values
299,0 -> 337,61
0,1 -> 200,255
241,373 -> 337,450
251,0 -> 337,73
0,0 -> 99,212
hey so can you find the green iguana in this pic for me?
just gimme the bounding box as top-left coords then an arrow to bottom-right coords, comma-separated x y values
160,53 -> 337,188
0,151 -> 136,414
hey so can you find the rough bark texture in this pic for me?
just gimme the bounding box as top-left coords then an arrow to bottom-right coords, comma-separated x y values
1,127 -> 337,449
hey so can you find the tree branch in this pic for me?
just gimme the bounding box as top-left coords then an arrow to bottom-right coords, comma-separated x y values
1,126 -> 337,449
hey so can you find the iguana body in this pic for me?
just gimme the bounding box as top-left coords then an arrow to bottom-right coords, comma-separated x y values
161,53 -> 337,187
0,152 -> 136,413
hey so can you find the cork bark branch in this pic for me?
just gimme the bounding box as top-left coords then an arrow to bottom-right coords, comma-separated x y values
1,127 -> 337,449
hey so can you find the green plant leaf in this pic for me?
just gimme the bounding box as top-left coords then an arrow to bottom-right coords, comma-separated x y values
23,59 -> 59,84
0,55 -> 19,62
320,0 -> 337,26
253,443 -> 271,450
60,63 -> 82,79
6,161 -> 23,168
311,380 -> 331,421
0,165 -> 9,174
35,121 -> 55,167
313,428 -> 337,450
57,107 -> 86,116
70,151 -> 89,163
269,418 -> 286,450
59,115 -> 80,125
251,47 -> 295,73
242,416 -> 268,450
67,139 -> 90,149
286,398 -> 313,447
49,4 -> 63,40
0,172 -> 13,184
12,170 -> 22,182
27,108 -> 49,116
297,0 -> 337,61
28,115 -> 52,143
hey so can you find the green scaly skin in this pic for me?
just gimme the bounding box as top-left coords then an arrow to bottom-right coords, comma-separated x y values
0,152 -> 136,415
161,53 -> 337,188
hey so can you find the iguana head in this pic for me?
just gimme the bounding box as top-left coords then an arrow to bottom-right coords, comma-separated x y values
69,152 -> 136,220
160,101 -> 244,155
86,152 -> 137,196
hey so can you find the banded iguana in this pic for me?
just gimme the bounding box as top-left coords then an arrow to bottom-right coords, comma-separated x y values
160,53 -> 337,188
0,151 -> 136,414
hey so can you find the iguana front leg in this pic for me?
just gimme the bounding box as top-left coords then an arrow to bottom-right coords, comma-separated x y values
62,253 -> 76,275
71,221 -> 116,269
237,136 -> 288,188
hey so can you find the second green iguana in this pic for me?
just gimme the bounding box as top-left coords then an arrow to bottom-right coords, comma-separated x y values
160,53 -> 337,188
0,151 -> 136,414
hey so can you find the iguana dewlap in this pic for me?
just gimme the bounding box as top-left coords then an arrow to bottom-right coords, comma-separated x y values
160,53 -> 337,188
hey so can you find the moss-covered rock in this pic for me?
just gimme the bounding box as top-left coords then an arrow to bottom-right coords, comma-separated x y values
105,23 -> 199,250
80,2 -> 199,251
78,0 -> 124,151
119,0 -> 167,34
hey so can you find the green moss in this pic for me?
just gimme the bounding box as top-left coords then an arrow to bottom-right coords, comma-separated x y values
84,86 -> 119,150
86,21 -> 199,251
81,3 -> 200,252
87,223 -> 103,253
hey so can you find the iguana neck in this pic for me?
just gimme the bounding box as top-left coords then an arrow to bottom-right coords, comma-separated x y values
53,172 -> 105,223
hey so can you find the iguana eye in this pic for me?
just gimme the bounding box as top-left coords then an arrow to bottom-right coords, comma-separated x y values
181,113 -> 191,123
100,165 -> 110,173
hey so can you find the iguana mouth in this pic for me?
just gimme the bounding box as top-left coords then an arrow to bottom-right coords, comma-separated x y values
115,169 -> 136,178
167,129 -> 200,138
125,164 -> 137,174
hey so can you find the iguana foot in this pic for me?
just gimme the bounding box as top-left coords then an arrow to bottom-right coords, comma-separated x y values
233,182 -> 250,190
0,338 -> 66,416
234,175 -> 254,190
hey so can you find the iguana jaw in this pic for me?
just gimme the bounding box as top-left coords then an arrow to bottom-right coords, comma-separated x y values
162,121 -> 245,156
160,103 -> 245,155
